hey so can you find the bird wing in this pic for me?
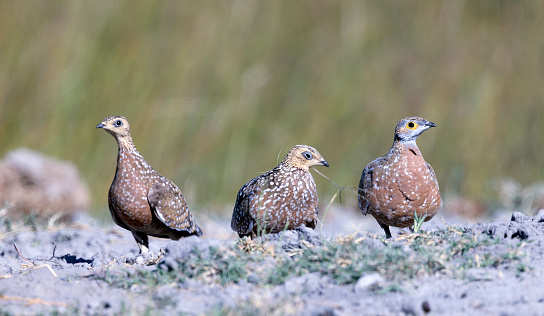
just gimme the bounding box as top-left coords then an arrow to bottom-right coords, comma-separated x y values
426,162 -> 440,188
231,172 -> 272,235
147,177 -> 199,234
358,157 -> 383,215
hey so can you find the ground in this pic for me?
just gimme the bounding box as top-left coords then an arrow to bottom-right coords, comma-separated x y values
0,208 -> 543,316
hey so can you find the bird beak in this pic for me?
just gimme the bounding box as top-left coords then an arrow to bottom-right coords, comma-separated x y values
320,160 -> 329,167
427,121 -> 437,128
96,123 -> 105,129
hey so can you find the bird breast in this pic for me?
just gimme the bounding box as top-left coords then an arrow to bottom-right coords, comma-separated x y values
249,167 -> 318,228
109,149 -> 158,227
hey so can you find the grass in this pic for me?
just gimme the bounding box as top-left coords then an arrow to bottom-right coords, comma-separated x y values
0,206 -> 68,242
1,1 -> 544,215
101,226 -> 526,292
413,211 -> 428,233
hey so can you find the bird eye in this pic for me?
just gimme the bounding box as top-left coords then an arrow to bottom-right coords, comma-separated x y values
115,120 -> 123,127
302,151 -> 313,160
407,121 -> 417,129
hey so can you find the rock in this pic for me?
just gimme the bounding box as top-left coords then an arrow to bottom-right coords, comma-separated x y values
510,212 -> 531,224
295,225 -> 321,244
354,273 -> 384,292
422,300 -> 431,314
0,148 -> 89,220
487,224 -> 508,239
535,209 -> 544,223
258,226 -> 323,248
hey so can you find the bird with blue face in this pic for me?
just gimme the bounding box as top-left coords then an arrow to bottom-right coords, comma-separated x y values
358,117 -> 441,238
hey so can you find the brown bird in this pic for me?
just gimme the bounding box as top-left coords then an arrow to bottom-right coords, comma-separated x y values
231,145 -> 329,238
97,116 -> 202,253
358,117 -> 441,238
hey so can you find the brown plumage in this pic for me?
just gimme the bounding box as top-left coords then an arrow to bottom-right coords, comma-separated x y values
231,145 -> 329,238
358,117 -> 441,238
97,116 -> 202,253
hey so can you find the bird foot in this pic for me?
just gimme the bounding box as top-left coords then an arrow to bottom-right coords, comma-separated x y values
123,248 -> 165,266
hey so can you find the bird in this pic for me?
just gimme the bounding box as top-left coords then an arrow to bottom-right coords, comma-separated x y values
231,145 -> 329,238
97,116 -> 202,254
358,117 -> 441,238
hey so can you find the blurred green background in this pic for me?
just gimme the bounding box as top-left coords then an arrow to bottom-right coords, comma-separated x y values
1,1 -> 543,218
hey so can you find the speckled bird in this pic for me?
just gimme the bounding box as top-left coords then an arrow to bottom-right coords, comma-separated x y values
358,117 -> 441,238
231,145 -> 329,238
97,116 -> 202,253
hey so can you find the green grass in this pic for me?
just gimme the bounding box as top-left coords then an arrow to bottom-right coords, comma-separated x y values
101,226 -> 526,292
1,1 -> 544,215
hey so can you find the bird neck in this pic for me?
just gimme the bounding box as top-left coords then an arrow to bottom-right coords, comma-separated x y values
116,136 -> 137,153
281,160 -> 309,171
114,136 -> 147,180
391,139 -> 421,156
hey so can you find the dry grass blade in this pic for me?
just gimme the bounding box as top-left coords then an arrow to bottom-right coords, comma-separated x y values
0,294 -> 67,307
13,243 -> 58,277
312,168 -> 362,233
19,264 -> 59,278
312,168 -> 360,198
13,243 -> 35,266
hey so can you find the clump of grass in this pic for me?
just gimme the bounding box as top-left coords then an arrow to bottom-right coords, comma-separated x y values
100,226 -> 527,291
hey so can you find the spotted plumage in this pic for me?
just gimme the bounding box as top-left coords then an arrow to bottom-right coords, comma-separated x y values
231,145 -> 329,238
97,116 -> 202,253
358,117 -> 441,238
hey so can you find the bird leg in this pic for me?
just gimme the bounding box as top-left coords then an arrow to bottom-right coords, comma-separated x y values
132,231 -> 150,254
380,223 -> 392,239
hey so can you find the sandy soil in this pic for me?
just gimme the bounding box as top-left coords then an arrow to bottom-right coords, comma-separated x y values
1,208 -> 543,316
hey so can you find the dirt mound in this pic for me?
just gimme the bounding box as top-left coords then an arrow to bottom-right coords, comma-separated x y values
0,148 -> 89,220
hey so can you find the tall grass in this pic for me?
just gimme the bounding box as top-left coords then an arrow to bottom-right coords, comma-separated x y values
0,1 -> 543,216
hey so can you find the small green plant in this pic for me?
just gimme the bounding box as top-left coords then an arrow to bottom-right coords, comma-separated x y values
413,210 -> 428,233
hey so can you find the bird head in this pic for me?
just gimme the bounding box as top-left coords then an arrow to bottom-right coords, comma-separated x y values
96,116 -> 131,139
283,144 -> 329,170
394,117 -> 436,143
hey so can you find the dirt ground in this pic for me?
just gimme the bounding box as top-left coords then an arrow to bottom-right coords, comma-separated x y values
1,208 -> 543,316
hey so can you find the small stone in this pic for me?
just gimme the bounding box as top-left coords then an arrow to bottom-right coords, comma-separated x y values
354,273 -> 383,292
135,256 -> 145,265
422,300 -> 431,314
510,212 -> 530,223
535,209 -> 544,223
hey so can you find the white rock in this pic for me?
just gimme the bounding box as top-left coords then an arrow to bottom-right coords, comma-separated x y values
354,273 -> 383,292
